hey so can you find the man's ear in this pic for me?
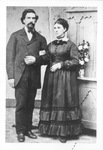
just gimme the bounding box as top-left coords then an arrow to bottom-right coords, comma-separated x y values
22,19 -> 25,24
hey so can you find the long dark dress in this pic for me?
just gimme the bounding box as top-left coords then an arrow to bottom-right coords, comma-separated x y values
38,40 -> 82,137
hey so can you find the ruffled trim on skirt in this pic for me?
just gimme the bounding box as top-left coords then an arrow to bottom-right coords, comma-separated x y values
39,123 -> 82,136
39,107 -> 83,136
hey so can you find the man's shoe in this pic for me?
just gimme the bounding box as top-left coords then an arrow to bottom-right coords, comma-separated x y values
59,136 -> 67,143
25,131 -> 37,139
17,133 -> 25,142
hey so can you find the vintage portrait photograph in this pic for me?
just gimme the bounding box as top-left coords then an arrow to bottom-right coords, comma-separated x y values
6,6 -> 97,143
0,0 -> 103,150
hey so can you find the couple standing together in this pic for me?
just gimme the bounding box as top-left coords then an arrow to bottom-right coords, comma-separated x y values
6,9 -> 82,143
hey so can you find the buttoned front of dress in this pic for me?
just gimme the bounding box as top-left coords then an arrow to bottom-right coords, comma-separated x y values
48,40 -> 69,67
39,39 -> 82,136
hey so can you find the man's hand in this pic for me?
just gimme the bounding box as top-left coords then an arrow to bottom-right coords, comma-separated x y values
24,56 -> 36,65
8,79 -> 15,88
50,63 -> 61,72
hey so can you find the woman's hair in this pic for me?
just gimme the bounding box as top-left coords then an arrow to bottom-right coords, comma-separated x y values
54,18 -> 69,31
21,9 -> 39,24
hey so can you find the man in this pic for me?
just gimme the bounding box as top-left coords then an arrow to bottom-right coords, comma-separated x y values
6,9 -> 47,142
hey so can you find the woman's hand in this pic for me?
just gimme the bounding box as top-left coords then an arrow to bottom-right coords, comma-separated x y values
50,63 -> 62,72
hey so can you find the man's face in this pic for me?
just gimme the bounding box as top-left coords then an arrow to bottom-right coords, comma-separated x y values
23,12 -> 37,31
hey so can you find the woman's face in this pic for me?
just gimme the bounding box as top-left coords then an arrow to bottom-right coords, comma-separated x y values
54,23 -> 66,39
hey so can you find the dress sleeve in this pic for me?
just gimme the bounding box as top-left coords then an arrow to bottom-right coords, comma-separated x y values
35,45 -> 50,66
61,43 -> 79,70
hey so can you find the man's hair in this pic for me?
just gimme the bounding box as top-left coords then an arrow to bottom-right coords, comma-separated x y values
54,18 -> 69,32
21,9 -> 39,24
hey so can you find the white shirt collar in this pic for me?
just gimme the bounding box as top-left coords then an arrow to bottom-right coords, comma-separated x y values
24,26 -> 28,34
24,26 -> 33,41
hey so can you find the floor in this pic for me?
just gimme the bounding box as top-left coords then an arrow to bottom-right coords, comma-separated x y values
6,108 -> 96,143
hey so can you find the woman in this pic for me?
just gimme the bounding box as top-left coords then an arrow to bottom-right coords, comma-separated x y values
37,18 -> 82,143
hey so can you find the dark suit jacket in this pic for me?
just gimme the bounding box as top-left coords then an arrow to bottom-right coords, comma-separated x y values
6,28 -> 47,87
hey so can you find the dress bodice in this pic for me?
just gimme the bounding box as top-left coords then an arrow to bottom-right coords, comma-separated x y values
38,39 -> 79,70
48,40 -> 70,64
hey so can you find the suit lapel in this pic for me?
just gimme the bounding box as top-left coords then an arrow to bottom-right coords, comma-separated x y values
20,28 -> 29,43
20,28 -> 37,44
29,32 -> 37,44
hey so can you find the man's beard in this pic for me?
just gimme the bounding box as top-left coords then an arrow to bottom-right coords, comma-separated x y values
27,22 -> 35,32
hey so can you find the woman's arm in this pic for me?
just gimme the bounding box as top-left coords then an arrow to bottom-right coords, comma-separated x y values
61,43 -> 79,70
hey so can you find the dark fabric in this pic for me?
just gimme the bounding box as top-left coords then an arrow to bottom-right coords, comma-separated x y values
15,66 -> 37,134
6,28 -> 47,134
6,28 -> 47,87
53,40 -> 67,45
38,40 -> 82,136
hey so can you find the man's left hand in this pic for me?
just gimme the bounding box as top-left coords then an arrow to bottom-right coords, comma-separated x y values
24,56 -> 36,65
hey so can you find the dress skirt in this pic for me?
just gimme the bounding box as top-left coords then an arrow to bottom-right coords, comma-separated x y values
39,65 -> 82,137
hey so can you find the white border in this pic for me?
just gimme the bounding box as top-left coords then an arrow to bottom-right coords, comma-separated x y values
0,0 -> 103,150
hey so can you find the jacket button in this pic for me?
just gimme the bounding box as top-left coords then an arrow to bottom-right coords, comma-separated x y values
22,62 -> 24,65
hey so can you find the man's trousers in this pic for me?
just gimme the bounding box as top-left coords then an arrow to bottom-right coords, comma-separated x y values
15,66 -> 37,134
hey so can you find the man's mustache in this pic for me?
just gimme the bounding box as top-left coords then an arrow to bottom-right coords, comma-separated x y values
27,22 -> 35,28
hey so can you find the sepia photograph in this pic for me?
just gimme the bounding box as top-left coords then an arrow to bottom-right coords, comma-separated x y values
6,6 -> 97,143
0,0 -> 103,150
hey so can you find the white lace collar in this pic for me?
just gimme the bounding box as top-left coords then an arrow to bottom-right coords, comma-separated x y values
56,36 -> 69,42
